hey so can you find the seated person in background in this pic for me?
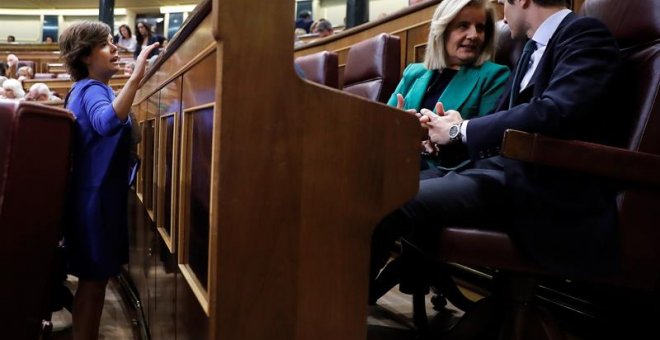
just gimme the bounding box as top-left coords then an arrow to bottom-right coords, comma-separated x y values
388,0 -> 509,171
25,82 -> 61,102
6,54 -> 19,79
310,18 -> 327,34
0,78 -> 26,99
124,62 -> 135,76
315,20 -> 334,38
7,35 -> 15,42
115,24 -> 137,53
17,66 -> 34,81
44,36 -> 54,43
295,11 -> 313,33
370,0 -> 621,305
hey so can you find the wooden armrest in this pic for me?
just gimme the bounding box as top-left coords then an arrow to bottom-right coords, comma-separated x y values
501,129 -> 660,189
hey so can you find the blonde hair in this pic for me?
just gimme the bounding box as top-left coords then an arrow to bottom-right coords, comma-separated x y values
2,78 -> 25,99
423,0 -> 496,70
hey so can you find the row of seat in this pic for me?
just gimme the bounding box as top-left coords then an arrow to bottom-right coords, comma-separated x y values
294,33 -> 401,104
295,22 -> 525,105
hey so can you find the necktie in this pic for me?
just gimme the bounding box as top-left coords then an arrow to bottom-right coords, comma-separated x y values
509,39 -> 538,109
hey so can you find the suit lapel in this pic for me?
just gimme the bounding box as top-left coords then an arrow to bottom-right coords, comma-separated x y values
406,69 -> 434,110
519,13 -> 577,101
439,67 -> 479,112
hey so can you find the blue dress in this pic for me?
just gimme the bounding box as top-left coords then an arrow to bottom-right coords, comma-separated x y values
65,79 -> 132,280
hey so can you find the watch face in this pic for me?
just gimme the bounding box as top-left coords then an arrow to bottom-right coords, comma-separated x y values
449,124 -> 459,138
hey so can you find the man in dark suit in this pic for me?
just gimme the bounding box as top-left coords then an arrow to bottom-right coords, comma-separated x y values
370,0 -> 621,300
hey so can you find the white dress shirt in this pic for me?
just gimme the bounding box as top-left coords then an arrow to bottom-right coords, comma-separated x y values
461,9 -> 572,144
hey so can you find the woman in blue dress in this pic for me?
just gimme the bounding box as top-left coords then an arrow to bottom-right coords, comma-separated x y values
59,21 -> 158,339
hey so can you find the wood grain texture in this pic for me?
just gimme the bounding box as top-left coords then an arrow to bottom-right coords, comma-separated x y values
130,0 -> 421,338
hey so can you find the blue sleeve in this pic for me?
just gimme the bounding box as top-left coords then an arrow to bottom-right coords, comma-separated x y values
478,64 -> 511,116
82,84 -> 127,136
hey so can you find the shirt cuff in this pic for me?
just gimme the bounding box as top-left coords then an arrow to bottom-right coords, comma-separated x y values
461,120 -> 468,143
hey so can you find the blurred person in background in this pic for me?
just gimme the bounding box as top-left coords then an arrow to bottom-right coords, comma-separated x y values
115,24 -> 137,53
0,78 -> 26,99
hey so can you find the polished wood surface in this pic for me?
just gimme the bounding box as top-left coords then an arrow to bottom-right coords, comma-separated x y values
0,43 -> 59,52
0,51 -> 132,74
22,74 -> 130,97
130,0 -> 420,339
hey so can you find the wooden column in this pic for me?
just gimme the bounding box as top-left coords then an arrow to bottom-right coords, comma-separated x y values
210,0 -> 419,339
99,0 -> 115,32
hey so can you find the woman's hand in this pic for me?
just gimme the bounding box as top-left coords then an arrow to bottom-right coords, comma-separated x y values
131,42 -> 159,83
112,42 -> 159,122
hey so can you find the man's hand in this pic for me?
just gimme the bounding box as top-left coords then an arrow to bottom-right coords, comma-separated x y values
420,104 -> 462,145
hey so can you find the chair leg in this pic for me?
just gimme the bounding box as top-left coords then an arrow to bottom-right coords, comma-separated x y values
412,292 -> 429,332
430,263 -> 475,312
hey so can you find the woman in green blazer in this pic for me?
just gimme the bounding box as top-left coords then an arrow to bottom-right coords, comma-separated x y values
370,0 -> 509,305
387,0 -> 510,171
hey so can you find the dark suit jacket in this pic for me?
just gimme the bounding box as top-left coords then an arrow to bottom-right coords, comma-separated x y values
467,13 -> 621,275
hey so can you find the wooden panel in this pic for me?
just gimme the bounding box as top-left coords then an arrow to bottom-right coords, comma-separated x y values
150,236 -> 178,339
178,103 -> 214,314
22,75 -> 129,98
295,1 -> 438,61
181,51 -> 216,110
156,112 -> 177,252
176,272 -> 209,339
210,1 -> 420,339
131,0 -> 421,339
142,118 -> 156,219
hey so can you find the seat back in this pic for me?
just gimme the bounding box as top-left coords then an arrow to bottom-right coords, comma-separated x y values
0,100 -> 74,338
581,0 -> 660,291
17,60 -> 36,74
342,33 -> 401,103
294,51 -> 339,88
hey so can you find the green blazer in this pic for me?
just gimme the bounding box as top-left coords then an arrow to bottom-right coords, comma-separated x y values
387,61 -> 510,119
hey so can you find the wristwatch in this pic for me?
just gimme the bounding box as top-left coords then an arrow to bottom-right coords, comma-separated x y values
448,121 -> 463,142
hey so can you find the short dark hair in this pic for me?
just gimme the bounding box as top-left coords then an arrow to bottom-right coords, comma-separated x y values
59,21 -> 111,81
7,35 -> 15,42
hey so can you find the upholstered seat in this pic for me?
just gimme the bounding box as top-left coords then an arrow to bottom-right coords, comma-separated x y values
342,33 -> 401,103
0,100 -> 74,339
295,51 -> 339,88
